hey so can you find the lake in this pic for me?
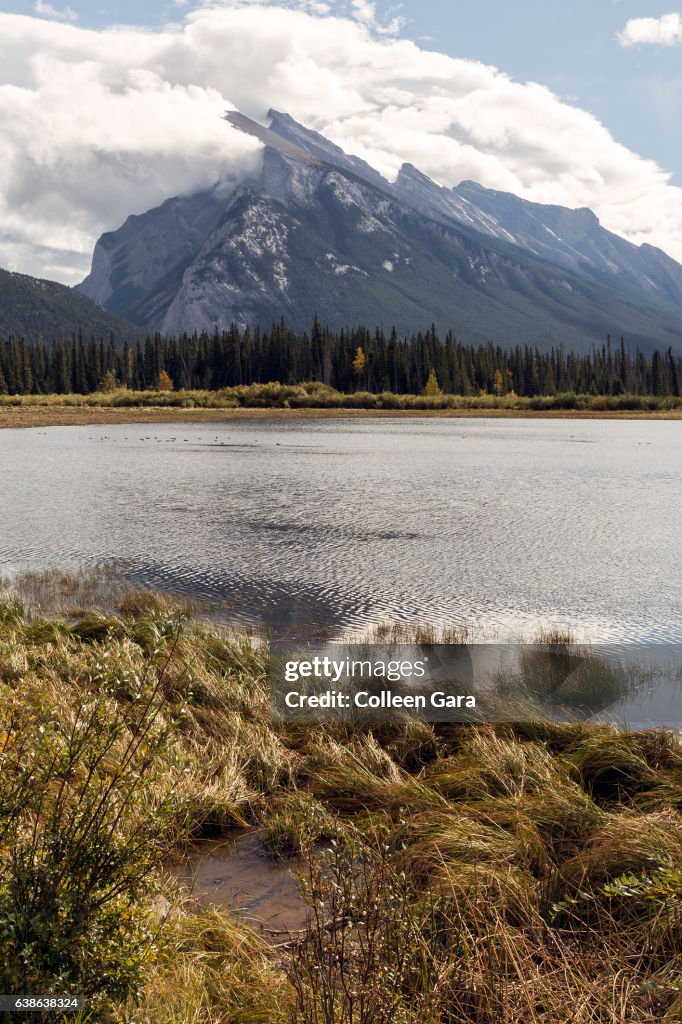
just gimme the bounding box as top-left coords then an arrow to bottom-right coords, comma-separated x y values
1,416 -> 680,642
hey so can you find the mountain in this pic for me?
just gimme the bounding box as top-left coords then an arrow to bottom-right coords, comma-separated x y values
394,170 -> 682,308
78,110 -> 682,354
266,110 -> 682,310
0,267 -> 139,342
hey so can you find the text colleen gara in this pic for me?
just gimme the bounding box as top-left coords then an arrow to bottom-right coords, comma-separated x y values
283,690 -> 476,710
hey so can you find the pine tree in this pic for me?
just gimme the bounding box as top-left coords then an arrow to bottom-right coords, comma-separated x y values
651,350 -> 667,396
667,347 -> 680,397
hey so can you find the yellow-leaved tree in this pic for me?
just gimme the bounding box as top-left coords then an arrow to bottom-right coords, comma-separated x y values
423,369 -> 442,397
98,369 -> 117,393
352,346 -> 366,385
157,370 -> 174,392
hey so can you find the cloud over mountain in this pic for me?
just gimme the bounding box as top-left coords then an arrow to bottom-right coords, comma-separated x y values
2,2 -> 682,284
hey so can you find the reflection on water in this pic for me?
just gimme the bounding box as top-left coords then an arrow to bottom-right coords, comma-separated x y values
0,417 -> 680,641
170,833 -> 309,934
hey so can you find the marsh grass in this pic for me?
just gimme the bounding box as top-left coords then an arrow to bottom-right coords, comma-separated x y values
1,384 -> 682,416
0,568 -> 207,626
0,596 -> 680,1020
365,622 -> 473,645
489,644 -> 641,715
125,904 -> 291,1024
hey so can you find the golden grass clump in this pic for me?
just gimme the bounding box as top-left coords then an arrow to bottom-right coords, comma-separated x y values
423,728 -> 563,800
560,808 -> 682,891
123,906 -> 291,1024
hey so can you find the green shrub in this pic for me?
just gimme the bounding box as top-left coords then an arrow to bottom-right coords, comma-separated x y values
0,670 -> 184,1011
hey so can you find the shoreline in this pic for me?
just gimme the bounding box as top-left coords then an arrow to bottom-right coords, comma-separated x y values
1,404 -> 681,428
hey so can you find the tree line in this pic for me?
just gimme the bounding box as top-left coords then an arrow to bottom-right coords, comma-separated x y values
0,321 -> 679,397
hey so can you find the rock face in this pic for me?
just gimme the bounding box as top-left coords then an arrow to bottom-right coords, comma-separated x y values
78,110 -> 682,353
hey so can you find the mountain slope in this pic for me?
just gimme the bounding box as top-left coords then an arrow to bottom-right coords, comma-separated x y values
0,267 -> 140,342
78,111 -> 682,354
266,109 -> 682,313
394,170 -> 682,308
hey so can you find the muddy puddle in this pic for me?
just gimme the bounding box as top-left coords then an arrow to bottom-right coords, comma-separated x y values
169,831 -> 311,934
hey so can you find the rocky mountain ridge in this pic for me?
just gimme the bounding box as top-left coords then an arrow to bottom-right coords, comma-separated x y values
77,110 -> 682,354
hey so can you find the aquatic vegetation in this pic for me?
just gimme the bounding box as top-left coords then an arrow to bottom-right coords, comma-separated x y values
0,594 -> 680,1021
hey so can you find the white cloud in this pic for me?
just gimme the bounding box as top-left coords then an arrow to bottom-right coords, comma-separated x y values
34,0 -> 78,23
348,0 -> 405,35
1,2 -> 682,285
618,13 -> 682,46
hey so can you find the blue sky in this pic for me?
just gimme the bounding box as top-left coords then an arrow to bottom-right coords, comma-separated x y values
2,0 -> 682,281
408,1 -> 682,186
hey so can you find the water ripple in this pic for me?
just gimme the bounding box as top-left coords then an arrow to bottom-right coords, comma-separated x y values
0,418 -> 680,641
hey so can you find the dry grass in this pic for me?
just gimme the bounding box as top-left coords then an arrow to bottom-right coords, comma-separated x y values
126,906 -> 291,1024
0,592 -> 680,1021
1,384 -> 681,428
